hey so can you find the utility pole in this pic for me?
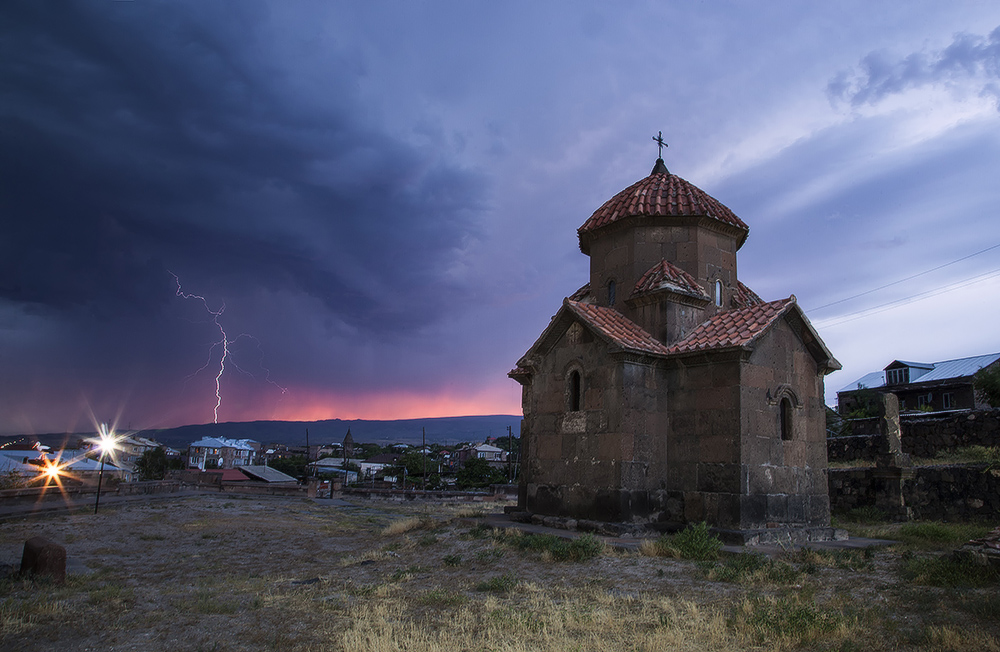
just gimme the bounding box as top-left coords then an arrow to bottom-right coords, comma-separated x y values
507,425 -> 513,483
421,427 -> 427,491
305,428 -> 310,480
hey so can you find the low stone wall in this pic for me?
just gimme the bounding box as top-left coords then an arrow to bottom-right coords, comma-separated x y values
827,468 -> 880,513
827,436 -> 882,463
219,481 -> 306,496
174,470 -> 221,486
117,481 -> 183,496
0,485 -> 96,503
829,464 -> 1000,520
829,409 -> 1000,462
343,486 -> 516,502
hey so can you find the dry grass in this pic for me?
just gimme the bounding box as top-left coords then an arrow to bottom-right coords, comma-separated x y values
920,625 -> 1000,652
380,516 -> 433,536
0,494 -> 998,651
339,586 -> 743,652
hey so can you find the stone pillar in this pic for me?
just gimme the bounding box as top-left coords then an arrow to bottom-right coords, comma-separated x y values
873,393 -> 913,520
20,537 -> 66,584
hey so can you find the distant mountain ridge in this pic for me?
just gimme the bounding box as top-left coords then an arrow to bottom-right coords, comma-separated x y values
1,416 -> 522,451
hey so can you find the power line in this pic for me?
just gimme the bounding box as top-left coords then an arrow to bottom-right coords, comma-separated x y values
807,242 -> 1000,313
814,266 -> 1000,328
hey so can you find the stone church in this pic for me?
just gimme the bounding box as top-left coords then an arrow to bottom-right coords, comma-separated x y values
509,155 -> 841,541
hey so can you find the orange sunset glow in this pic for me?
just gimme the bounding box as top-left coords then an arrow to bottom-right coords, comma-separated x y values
268,382 -> 522,423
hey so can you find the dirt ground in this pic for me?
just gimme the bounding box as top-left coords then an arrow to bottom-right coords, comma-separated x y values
1,493 -> 997,651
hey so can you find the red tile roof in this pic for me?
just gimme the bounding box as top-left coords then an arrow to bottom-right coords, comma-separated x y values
569,283 -> 591,302
631,260 -> 709,302
203,469 -> 249,482
669,297 -> 795,353
578,167 -> 748,244
732,281 -> 763,309
565,299 -> 672,356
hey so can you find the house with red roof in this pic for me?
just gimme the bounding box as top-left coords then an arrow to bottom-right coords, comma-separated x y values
510,154 -> 840,542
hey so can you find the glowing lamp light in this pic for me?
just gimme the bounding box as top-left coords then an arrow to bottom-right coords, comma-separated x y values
93,423 -> 122,515
33,454 -> 73,499
95,424 -> 121,456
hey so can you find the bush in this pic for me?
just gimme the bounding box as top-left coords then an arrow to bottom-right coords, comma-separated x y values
134,447 -> 169,481
974,364 -> 1000,407
646,522 -> 723,561
493,531 -> 604,562
455,458 -> 506,489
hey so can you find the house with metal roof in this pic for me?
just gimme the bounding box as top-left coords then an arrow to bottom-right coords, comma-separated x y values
237,465 -> 297,483
0,449 -> 131,483
187,437 -> 261,470
837,353 -> 1000,415
509,153 -> 840,542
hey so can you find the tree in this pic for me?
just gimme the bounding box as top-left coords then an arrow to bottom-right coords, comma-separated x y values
974,364 -> 1000,408
844,384 -> 881,419
355,442 -> 387,459
492,435 -> 520,453
387,451 -> 431,478
134,447 -> 168,480
269,455 -> 307,479
456,457 -> 505,489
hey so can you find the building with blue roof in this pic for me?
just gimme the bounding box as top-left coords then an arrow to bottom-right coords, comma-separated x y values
837,352 -> 1000,415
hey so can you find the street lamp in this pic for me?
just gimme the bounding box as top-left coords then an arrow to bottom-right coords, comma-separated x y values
93,423 -> 118,515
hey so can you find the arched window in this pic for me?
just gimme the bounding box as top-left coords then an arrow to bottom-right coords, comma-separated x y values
569,370 -> 582,412
780,397 -> 793,441
714,279 -> 723,307
608,279 -> 616,306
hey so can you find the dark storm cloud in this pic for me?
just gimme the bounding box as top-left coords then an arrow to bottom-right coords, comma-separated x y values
828,25 -> 1000,108
0,2 -> 486,334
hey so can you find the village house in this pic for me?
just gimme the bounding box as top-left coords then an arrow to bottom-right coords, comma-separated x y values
357,453 -> 400,479
454,443 -> 507,468
187,437 -> 260,470
510,153 -> 840,541
0,448 -> 131,484
110,434 -> 164,472
837,352 -> 1000,415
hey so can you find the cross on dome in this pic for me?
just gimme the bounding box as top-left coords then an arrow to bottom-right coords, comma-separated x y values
652,131 -> 667,158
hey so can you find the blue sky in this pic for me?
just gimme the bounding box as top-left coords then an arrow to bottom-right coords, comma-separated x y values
3,1 -> 1000,434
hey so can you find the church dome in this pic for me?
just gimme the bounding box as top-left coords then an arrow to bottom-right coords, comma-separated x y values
578,159 -> 749,254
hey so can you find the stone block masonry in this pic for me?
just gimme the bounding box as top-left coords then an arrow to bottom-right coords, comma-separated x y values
829,408 -> 1000,463
830,465 -> 1000,520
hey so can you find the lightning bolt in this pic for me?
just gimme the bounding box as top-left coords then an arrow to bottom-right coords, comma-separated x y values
171,273 -> 286,423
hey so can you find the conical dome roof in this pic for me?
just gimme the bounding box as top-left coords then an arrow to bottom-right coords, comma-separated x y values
577,159 -> 748,254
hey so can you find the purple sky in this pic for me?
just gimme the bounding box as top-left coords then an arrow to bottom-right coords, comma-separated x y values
3,2 -> 1000,435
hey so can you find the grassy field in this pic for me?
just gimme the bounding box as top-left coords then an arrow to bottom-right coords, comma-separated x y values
1,494 -> 998,651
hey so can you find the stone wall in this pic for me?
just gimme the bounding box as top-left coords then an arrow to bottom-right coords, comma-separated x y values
219,482 -> 306,496
829,409 -> 1000,462
343,486 -> 516,502
117,480 -> 182,496
829,465 -> 1000,519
